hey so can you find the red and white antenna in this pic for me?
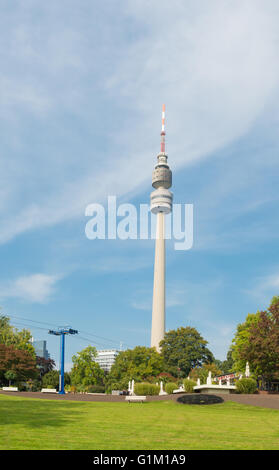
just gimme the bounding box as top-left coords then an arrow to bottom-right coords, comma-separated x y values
160,103 -> 166,153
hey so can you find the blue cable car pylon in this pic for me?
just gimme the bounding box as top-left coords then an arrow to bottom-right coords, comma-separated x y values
48,327 -> 78,395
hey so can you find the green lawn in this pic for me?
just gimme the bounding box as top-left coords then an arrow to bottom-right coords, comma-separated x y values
1,394 -> 279,450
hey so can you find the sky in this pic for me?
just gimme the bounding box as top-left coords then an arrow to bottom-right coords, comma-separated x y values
1,0 -> 279,370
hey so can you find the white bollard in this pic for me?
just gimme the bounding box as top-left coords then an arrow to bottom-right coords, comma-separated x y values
159,381 -> 167,395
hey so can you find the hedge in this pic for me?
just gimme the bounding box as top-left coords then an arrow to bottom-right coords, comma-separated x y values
134,383 -> 160,395
86,384 -> 105,393
165,382 -> 177,394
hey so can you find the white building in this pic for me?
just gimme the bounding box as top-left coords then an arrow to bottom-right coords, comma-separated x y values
95,350 -> 119,372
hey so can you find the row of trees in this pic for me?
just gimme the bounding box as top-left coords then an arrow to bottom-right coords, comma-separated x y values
104,295 -> 279,390
1,295 -> 279,392
0,315 -> 221,391
105,327 -> 218,391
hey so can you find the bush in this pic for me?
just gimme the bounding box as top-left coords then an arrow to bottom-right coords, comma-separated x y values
29,380 -> 41,392
74,384 -> 86,393
86,384 -> 105,393
183,379 -> 197,393
66,385 -> 77,393
235,378 -> 257,394
165,382 -> 177,394
156,373 -> 177,384
134,383 -> 160,395
17,383 -> 28,392
105,381 -> 125,394
42,370 -> 59,389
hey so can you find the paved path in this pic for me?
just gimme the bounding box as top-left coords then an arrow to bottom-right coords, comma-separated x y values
1,390 -> 279,409
219,393 -> 279,410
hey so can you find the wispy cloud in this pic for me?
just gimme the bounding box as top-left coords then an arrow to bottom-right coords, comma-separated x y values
0,273 -> 62,303
0,0 -> 278,244
130,287 -> 186,312
131,278 -> 222,312
243,270 -> 279,307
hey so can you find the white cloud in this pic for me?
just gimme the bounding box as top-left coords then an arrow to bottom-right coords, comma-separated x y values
243,271 -> 279,306
0,273 -> 62,303
0,0 -> 279,244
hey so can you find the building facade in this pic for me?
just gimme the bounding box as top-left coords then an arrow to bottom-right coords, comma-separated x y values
33,340 -> 50,360
95,350 -> 119,372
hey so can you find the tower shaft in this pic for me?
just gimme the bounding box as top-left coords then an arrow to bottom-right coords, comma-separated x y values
151,211 -> 166,351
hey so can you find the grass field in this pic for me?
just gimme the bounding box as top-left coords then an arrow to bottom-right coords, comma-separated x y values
1,394 -> 279,450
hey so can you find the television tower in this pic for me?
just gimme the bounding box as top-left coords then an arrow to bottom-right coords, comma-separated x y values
150,104 -> 173,352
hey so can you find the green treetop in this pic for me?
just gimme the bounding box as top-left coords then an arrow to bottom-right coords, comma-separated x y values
106,346 -> 164,390
231,312 -> 261,373
70,345 -> 104,387
237,297 -> 279,379
0,315 -> 35,357
160,326 -> 214,377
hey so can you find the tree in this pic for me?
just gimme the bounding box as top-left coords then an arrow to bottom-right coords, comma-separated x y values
36,356 -> 56,379
0,315 -> 13,342
36,356 -> 55,374
189,363 -> 222,384
213,358 -> 223,371
4,370 -> 17,386
42,370 -> 71,389
237,297 -> 279,380
220,348 -> 234,374
0,315 -> 35,357
106,346 -> 164,390
160,327 -> 214,377
70,346 -> 104,388
0,344 -> 38,385
231,312 -> 261,372
156,372 -> 178,384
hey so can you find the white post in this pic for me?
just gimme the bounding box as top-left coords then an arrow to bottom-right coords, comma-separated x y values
197,378 -> 201,386
206,371 -> 212,386
131,379 -> 135,395
159,381 -> 167,395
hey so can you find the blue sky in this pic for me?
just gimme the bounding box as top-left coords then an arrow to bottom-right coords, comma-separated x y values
1,0 -> 279,370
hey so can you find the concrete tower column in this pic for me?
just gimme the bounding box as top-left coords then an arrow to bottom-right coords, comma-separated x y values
151,211 -> 165,351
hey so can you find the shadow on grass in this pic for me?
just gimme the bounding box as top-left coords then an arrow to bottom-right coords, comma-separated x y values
0,396 -> 85,429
